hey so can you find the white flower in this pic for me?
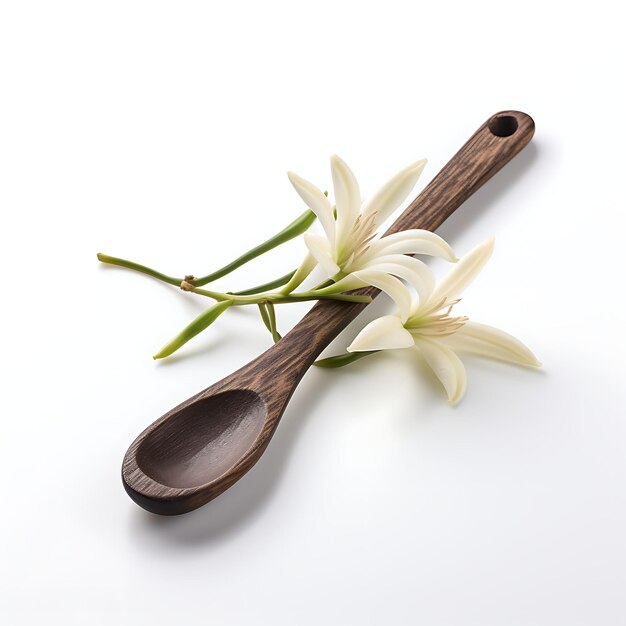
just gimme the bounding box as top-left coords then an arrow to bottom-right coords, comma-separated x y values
283,155 -> 457,294
347,238 -> 541,405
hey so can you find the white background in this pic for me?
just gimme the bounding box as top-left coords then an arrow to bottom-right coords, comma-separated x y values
1,1 -> 625,624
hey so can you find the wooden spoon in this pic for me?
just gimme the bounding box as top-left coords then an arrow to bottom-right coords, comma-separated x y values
123,111 -> 535,515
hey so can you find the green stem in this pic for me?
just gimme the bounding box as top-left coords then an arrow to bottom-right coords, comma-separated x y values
273,293 -> 372,303
97,208 -> 316,288
158,282 -> 371,360
153,300 -> 233,359
186,284 -> 372,304
191,209 -> 315,285
232,270 -> 296,295
314,350 -> 378,368
96,253 -> 182,287
257,303 -> 272,334
265,301 -> 282,342
181,285 -> 230,301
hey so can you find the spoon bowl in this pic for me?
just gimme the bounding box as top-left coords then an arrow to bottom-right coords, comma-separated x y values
135,390 -> 267,489
123,111 -> 535,515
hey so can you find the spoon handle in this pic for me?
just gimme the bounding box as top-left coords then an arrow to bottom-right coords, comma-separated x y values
386,111 -> 534,237
249,110 -> 535,384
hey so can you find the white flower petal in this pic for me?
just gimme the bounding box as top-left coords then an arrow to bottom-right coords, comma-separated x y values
360,254 -> 435,304
319,273 -> 367,294
331,155 -> 361,251
288,171 -> 336,246
362,159 -> 427,225
361,229 -> 457,263
348,315 -> 415,352
430,238 -> 494,302
304,232 -> 340,277
350,269 -> 412,321
444,321 -> 541,367
415,337 -> 467,405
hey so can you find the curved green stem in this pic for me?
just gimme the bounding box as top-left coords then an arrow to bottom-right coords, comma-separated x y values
257,302 -> 272,333
97,253 -> 182,287
158,273 -> 372,359
314,350 -> 378,368
97,208 -> 316,288
257,302 -> 281,342
274,293 -> 371,303
191,209 -> 315,286
232,270 -> 296,295
153,300 -> 233,359
265,301 -> 282,342
186,283 -> 371,304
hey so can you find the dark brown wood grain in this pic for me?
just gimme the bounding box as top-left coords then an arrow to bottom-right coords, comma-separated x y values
122,111 -> 535,515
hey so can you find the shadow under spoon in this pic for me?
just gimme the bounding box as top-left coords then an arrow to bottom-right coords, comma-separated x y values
123,110 -> 535,515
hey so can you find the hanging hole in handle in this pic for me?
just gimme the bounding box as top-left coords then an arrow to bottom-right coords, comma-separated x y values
488,115 -> 519,137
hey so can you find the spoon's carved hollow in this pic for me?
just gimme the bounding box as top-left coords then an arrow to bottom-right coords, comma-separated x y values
136,390 -> 267,489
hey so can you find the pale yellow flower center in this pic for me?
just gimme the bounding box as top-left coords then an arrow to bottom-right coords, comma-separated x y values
335,211 -> 378,270
405,298 -> 468,337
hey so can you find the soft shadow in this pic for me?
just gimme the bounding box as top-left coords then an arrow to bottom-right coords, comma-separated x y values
126,140 -> 541,549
